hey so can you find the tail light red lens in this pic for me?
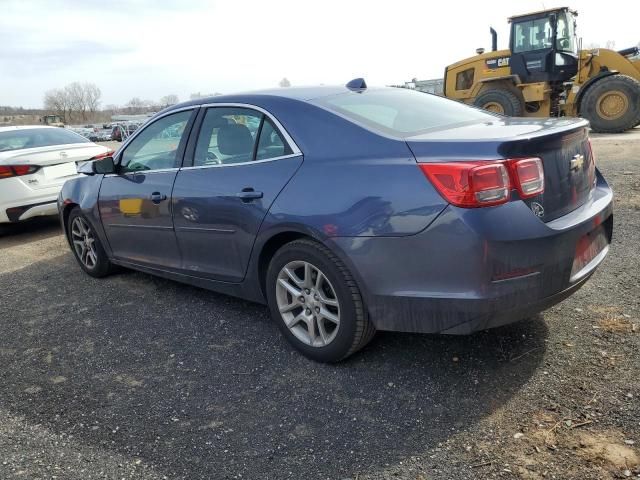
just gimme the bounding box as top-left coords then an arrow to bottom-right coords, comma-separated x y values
509,158 -> 545,198
419,162 -> 510,207
0,166 -> 13,179
0,165 -> 40,179
419,157 -> 544,208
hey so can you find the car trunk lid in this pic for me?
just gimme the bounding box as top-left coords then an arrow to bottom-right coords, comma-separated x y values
406,118 -> 594,222
0,143 -> 109,190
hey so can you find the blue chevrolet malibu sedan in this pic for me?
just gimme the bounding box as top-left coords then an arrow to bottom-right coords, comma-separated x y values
59,81 -> 613,362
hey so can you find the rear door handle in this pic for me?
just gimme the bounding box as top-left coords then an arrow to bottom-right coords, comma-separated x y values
236,188 -> 263,202
150,192 -> 167,203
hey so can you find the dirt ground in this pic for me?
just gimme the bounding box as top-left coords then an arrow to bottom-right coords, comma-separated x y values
0,130 -> 638,479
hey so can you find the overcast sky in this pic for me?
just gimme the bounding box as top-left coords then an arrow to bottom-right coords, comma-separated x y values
1,0 -> 638,108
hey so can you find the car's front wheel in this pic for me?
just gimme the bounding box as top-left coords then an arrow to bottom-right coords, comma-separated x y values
266,239 -> 375,362
67,207 -> 114,278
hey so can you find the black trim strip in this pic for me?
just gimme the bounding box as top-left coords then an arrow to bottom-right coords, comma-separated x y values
252,115 -> 265,161
175,226 -> 235,234
106,224 -> 173,230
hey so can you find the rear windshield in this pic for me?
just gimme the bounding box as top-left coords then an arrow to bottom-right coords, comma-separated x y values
313,88 -> 494,137
0,128 -> 89,152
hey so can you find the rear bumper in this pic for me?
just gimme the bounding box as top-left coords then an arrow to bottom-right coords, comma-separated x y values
0,177 -> 61,223
4,200 -> 59,222
330,171 -> 613,334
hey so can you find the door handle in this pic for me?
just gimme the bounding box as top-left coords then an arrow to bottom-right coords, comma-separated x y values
150,192 -> 167,203
236,188 -> 263,202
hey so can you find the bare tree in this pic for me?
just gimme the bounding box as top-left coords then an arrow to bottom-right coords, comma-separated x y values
104,104 -> 119,113
190,92 -> 219,100
279,77 -> 291,88
160,94 -> 179,107
126,97 -> 145,113
65,82 -> 88,121
42,82 -> 102,123
84,83 -> 102,116
43,88 -> 71,123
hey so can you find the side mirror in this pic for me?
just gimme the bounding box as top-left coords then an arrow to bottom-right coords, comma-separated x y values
78,156 -> 116,175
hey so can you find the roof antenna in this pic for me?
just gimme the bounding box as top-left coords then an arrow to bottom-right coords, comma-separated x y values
346,78 -> 367,91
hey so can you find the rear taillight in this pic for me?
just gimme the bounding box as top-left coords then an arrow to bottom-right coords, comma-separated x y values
0,165 -> 40,179
419,158 -> 544,208
89,149 -> 114,160
508,158 -> 545,198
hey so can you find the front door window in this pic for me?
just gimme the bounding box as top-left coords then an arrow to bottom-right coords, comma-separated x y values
120,111 -> 191,173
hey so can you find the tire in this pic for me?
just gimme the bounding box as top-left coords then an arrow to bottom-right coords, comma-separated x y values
67,207 -> 115,278
473,88 -> 524,116
266,239 -> 375,362
580,74 -> 640,133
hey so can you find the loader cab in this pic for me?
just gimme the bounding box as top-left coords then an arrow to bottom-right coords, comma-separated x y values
508,7 -> 579,84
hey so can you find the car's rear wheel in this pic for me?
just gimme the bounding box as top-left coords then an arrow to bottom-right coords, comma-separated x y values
266,239 -> 375,362
67,207 -> 114,278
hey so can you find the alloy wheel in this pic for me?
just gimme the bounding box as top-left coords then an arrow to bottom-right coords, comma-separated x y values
275,260 -> 341,347
71,217 -> 98,269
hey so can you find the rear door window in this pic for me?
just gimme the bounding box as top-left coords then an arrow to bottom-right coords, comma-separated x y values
256,118 -> 292,160
194,107 -> 293,166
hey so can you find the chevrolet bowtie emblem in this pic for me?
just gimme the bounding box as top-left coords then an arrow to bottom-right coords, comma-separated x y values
570,153 -> 585,171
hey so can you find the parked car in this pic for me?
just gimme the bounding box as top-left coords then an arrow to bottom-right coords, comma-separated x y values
0,126 -> 112,224
67,127 -> 98,142
111,123 -> 139,142
97,131 -> 112,142
59,82 -> 613,362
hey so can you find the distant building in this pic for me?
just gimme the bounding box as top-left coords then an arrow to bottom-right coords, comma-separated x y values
111,113 -> 155,122
405,78 -> 444,95
391,78 -> 444,95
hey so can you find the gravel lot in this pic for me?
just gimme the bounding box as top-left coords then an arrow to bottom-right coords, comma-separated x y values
0,130 -> 638,479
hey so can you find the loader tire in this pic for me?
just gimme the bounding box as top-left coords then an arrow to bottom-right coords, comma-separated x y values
580,74 -> 640,133
474,88 -> 524,116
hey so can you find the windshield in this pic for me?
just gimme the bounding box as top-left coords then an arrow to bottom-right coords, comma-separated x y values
0,128 -> 89,152
313,88 -> 494,137
556,11 -> 577,53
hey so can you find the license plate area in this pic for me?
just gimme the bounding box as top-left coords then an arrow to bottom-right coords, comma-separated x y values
43,162 -> 78,180
570,225 -> 609,281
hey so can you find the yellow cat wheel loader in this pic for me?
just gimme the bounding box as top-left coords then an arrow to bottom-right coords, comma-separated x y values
444,7 -> 640,133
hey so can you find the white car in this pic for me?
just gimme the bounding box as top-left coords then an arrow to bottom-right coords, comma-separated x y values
0,126 -> 112,224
